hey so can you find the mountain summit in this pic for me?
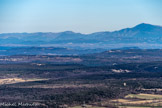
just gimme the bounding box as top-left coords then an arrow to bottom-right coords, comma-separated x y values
133,23 -> 162,31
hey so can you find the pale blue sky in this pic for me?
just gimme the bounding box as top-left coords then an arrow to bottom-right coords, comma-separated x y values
0,0 -> 162,34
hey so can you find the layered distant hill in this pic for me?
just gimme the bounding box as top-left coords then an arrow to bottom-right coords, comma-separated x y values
0,47 -> 105,55
0,23 -> 162,49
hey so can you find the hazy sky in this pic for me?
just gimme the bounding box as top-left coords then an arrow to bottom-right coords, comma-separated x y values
0,0 -> 162,34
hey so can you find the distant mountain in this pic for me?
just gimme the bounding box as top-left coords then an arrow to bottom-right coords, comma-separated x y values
0,23 -> 162,49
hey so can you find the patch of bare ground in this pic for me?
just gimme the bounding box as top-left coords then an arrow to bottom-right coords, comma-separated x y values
0,78 -> 48,85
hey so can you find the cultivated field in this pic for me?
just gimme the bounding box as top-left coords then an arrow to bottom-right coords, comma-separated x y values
110,93 -> 162,108
0,77 -> 47,85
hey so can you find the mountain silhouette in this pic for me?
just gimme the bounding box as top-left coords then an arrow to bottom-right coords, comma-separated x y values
0,23 -> 162,49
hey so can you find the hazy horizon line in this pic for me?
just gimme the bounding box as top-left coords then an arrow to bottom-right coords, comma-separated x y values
0,23 -> 161,35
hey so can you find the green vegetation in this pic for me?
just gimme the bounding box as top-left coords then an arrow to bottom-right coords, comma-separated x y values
0,49 -> 162,107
